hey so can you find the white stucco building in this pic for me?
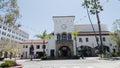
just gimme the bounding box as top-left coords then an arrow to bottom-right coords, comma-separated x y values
20,16 -> 117,58
0,16 -> 29,58
20,40 -> 48,58
0,17 -> 29,42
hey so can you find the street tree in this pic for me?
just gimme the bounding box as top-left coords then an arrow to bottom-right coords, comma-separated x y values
0,37 -> 20,59
0,0 -> 21,27
110,19 -> 120,52
0,38 -> 10,53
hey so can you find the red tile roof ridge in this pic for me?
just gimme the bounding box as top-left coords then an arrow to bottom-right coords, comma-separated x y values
20,39 -> 48,44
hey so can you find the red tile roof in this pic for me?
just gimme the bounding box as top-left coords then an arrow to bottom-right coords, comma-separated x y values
20,40 -> 48,44
77,31 -> 110,36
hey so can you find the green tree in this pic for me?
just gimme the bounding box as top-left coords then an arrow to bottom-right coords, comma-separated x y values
71,31 -> 79,55
110,19 -> 120,52
0,38 -> 13,58
0,37 -> 20,59
82,0 -> 99,50
82,0 -> 104,53
0,0 -> 21,27
35,30 -> 53,56
0,38 -> 10,54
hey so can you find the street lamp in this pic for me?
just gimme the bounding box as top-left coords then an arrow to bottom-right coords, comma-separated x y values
30,45 -> 34,61
92,43 -> 95,56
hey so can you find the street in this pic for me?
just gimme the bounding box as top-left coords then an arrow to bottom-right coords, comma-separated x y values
15,57 -> 120,68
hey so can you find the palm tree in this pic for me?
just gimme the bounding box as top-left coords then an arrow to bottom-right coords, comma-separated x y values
35,30 -> 53,56
71,31 -> 79,55
82,0 -> 99,54
82,0 -> 104,54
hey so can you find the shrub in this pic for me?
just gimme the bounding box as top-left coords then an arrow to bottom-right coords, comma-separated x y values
41,56 -> 47,60
98,54 -> 104,58
0,60 -> 14,67
117,52 -> 120,56
110,53 -> 118,57
0,57 -> 4,61
73,55 -> 80,59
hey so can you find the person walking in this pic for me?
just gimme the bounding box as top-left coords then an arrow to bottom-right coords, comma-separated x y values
80,50 -> 84,59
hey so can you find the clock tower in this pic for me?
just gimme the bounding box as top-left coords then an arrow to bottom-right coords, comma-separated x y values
53,16 -> 75,34
53,16 -> 75,57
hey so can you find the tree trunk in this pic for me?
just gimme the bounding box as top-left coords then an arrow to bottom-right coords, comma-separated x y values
95,10 -> 103,54
85,4 -> 99,50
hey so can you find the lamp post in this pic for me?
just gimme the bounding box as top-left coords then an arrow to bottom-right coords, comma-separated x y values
30,45 -> 34,61
92,43 -> 95,56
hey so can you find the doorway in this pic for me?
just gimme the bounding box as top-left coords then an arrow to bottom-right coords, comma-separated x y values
78,46 -> 92,57
58,46 -> 71,57
36,52 -> 44,58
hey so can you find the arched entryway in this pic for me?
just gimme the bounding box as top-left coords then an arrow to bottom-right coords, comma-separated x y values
58,46 -> 71,57
95,45 -> 110,53
78,46 -> 92,57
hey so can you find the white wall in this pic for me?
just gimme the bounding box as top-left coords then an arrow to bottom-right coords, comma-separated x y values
20,43 -> 48,58
47,37 -> 56,56
53,16 -> 75,34
76,35 -> 117,52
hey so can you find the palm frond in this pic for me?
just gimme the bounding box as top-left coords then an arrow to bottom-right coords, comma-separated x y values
35,34 -> 44,39
35,30 -> 53,40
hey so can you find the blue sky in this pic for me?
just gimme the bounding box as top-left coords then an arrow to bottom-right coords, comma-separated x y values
17,0 -> 120,39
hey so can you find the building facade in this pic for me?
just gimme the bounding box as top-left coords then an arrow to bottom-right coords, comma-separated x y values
20,16 -> 117,58
0,22 -> 29,42
0,16 -> 29,58
20,40 -> 48,59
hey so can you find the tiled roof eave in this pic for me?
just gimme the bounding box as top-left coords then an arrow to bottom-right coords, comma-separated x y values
78,33 -> 109,36
77,31 -> 110,36
20,42 -> 48,44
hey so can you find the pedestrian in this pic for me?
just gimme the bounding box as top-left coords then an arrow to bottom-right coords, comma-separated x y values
80,50 -> 84,59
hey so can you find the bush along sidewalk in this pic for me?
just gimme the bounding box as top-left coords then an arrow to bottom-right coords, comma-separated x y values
73,55 -> 80,59
0,57 -> 4,61
98,52 -> 120,58
0,60 -> 23,68
41,56 -> 47,60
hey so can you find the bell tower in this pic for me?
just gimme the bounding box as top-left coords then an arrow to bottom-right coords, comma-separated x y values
53,16 -> 75,57
53,16 -> 75,34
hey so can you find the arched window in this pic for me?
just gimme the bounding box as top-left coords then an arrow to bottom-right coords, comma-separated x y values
57,34 -> 61,40
62,33 -> 67,40
68,34 -> 72,40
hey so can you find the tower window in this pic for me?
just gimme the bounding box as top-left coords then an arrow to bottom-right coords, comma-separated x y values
68,34 -> 72,40
57,34 -> 61,40
62,33 -> 67,40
